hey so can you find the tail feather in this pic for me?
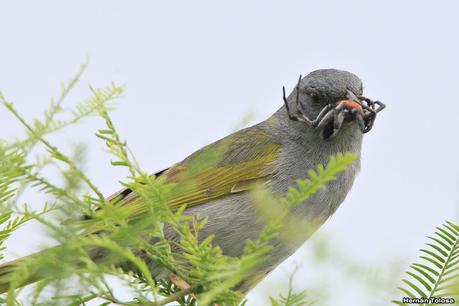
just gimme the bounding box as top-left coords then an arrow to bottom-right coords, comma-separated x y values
0,251 -> 45,294
0,242 -> 127,294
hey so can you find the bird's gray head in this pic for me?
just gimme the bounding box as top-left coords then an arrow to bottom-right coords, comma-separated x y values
282,69 -> 385,140
302,69 -> 362,105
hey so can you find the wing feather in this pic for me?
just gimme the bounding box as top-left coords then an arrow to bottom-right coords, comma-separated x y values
96,127 -> 280,226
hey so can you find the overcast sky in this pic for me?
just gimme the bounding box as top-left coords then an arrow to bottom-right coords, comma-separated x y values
1,1 -> 458,305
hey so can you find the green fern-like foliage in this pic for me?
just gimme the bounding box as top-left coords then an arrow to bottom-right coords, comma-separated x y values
270,268 -> 315,306
393,221 -> 459,305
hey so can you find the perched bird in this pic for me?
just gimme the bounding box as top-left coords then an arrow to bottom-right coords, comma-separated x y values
0,69 -> 384,294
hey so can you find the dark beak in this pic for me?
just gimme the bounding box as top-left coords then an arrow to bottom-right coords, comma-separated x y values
346,89 -> 361,104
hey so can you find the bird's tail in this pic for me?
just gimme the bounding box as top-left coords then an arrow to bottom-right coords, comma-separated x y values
0,243 -> 110,294
0,250 -> 48,294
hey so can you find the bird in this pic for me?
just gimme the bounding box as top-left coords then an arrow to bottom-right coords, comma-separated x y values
0,68 -> 384,295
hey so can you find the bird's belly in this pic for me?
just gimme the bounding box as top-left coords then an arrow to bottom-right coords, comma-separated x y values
182,193 -> 265,258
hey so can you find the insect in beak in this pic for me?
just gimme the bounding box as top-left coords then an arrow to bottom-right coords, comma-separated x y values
319,90 -> 385,140
282,76 -> 385,140
342,90 -> 364,114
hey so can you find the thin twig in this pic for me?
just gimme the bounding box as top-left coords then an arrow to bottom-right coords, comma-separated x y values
0,98 -> 107,205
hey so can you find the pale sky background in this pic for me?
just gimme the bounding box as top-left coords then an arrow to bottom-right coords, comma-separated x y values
1,1 -> 459,305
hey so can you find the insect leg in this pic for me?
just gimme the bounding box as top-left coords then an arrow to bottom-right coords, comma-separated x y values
355,111 -> 367,133
312,104 -> 335,127
330,108 -> 346,138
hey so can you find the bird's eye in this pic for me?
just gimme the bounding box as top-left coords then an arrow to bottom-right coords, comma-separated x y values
307,91 -> 321,103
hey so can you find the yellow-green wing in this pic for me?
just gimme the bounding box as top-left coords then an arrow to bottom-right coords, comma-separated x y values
111,127 -> 281,220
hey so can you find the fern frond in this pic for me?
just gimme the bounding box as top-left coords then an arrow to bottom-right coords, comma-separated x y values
32,61 -> 89,137
270,290 -> 314,306
270,267 -> 315,306
0,83 -> 123,205
393,221 -> 459,304
0,211 -> 37,261
0,145 -> 27,206
1,62 -> 89,155
71,82 -> 122,122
